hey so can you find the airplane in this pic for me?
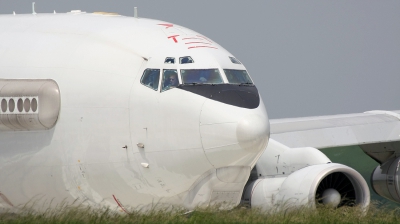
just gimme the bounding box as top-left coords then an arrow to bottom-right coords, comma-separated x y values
0,8 -> 399,213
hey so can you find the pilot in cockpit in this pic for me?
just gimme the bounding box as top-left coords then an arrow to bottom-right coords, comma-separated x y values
162,70 -> 179,91
168,74 -> 178,87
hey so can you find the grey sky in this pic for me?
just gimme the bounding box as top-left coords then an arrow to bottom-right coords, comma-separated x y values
1,1 -> 398,118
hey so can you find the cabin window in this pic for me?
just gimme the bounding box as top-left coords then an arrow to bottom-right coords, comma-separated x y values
179,56 -> 194,64
224,69 -> 253,84
141,69 -> 160,91
229,57 -> 241,64
180,69 -> 223,84
164,57 -> 175,64
161,69 -> 179,92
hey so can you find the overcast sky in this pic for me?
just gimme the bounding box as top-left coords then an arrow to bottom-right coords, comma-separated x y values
0,1 -> 399,119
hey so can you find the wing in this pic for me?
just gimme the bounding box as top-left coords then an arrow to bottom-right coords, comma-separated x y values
270,110 -> 400,163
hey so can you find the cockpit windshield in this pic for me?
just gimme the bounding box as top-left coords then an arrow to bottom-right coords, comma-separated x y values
180,69 -> 223,84
140,69 -> 160,91
162,69 -> 179,91
224,69 -> 253,84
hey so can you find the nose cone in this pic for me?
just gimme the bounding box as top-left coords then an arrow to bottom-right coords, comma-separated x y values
200,98 -> 270,168
237,114 -> 270,152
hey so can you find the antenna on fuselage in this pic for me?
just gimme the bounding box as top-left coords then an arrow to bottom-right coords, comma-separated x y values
13,11 -> 15,15
32,2 -> 37,15
134,7 -> 138,18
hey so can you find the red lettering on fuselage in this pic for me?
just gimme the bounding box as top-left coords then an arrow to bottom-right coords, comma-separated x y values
158,23 -> 174,29
168,35 -> 180,43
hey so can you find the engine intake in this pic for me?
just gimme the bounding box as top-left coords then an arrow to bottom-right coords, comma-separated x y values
242,163 -> 370,210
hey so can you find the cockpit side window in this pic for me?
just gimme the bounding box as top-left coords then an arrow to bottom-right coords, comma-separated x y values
161,69 -> 179,92
164,57 -> 175,64
179,56 -> 194,64
181,69 -> 223,84
141,69 -> 160,91
224,69 -> 253,84
229,57 -> 242,64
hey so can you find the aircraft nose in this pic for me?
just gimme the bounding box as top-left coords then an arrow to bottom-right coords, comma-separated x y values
200,98 -> 270,168
236,114 -> 269,152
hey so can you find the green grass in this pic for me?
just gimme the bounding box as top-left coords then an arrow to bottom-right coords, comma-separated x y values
1,202 -> 400,224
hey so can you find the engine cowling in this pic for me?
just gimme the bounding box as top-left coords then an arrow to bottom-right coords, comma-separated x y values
243,163 -> 370,210
371,157 -> 400,203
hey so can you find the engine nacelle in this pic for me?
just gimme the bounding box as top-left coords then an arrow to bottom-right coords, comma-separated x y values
243,163 -> 370,210
371,157 -> 400,203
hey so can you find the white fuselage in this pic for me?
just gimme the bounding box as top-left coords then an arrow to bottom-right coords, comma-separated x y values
0,13 -> 269,212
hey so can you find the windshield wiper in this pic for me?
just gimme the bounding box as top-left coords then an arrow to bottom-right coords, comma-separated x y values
185,82 -> 202,86
238,82 -> 254,86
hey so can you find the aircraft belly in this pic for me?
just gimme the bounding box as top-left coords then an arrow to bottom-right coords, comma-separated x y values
54,107 -> 146,208
0,131 -> 73,210
0,164 -> 75,210
132,148 -> 210,195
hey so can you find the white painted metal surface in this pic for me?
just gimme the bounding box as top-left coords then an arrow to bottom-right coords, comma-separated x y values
270,110 -> 400,148
0,13 -> 269,212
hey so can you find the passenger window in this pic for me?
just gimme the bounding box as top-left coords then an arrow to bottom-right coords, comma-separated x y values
140,69 -> 160,91
164,57 -> 175,64
161,69 -> 179,92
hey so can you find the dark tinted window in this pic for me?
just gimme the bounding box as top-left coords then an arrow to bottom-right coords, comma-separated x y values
224,69 -> 253,84
164,57 -> 175,64
140,69 -> 160,91
181,69 -> 223,84
162,69 -> 179,92
179,56 -> 194,64
229,57 -> 241,64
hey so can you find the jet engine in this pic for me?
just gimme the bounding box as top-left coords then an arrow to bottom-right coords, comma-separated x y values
243,163 -> 370,210
242,139 -> 370,211
371,157 -> 400,203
